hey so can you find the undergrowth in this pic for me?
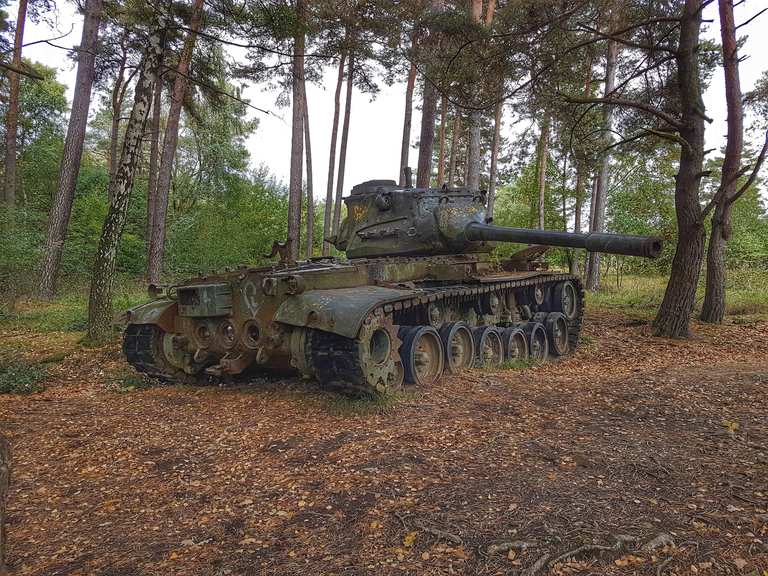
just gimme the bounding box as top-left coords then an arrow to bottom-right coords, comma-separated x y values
0,362 -> 48,394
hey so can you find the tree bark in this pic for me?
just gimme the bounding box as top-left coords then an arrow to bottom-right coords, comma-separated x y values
399,59 -> 417,186
652,0 -> 707,338
466,111 -> 482,190
38,0 -> 103,299
146,76 -> 162,260
585,32 -> 619,291
3,0 -> 28,210
416,79 -> 438,188
486,100 -> 502,218
87,21 -> 166,344
700,0 -> 743,324
323,51 -> 346,255
287,0 -> 306,262
535,115 -> 550,230
303,88 -> 314,259
147,0 -> 204,282
332,55 -> 354,237
437,94 -> 448,186
108,36 -> 130,187
447,113 -> 461,186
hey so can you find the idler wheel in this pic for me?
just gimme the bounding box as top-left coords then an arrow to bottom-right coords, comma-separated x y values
471,326 -> 504,368
500,327 -> 528,361
521,322 -> 549,361
438,322 -> 475,373
545,312 -> 570,357
398,326 -> 445,386
552,281 -> 579,320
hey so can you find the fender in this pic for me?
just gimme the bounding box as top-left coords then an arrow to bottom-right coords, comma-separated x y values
274,285 -> 417,338
124,299 -> 178,333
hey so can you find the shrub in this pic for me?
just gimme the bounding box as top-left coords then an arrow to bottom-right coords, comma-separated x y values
0,362 -> 47,394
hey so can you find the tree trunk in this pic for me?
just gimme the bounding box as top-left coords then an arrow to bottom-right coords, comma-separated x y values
570,166 -> 585,275
38,0 -> 103,299
437,94 -> 448,186
332,55 -> 354,237
146,77 -> 162,260
585,34 -> 618,291
416,79 -> 438,188
447,113 -> 461,186
287,0 -> 307,262
466,111 -> 482,190
108,35 -> 133,198
0,436 -> 9,576
323,51 -> 346,255
486,100 -> 502,218
303,88 -> 314,259
87,22 -> 166,344
399,59 -> 417,186
653,0 -> 706,338
535,115 -> 550,230
3,0 -> 28,210
700,0 -> 743,324
147,0 -> 204,282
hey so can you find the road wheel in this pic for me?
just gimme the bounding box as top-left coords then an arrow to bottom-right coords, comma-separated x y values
399,326 -> 445,386
545,312 -> 570,357
439,322 -> 475,373
521,322 -> 549,361
472,326 -> 504,367
500,327 -> 528,361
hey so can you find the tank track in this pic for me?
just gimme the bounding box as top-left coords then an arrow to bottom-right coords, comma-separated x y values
308,274 -> 585,396
123,324 -> 200,383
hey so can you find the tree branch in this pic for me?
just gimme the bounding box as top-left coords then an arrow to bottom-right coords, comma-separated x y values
564,96 -> 683,130
0,61 -> 44,80
727,129 -> 768,206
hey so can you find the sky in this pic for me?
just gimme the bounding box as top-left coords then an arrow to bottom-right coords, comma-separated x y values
10,1 -> 768,200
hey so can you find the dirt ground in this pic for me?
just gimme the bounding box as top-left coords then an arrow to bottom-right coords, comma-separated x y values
1,310 -> 767,576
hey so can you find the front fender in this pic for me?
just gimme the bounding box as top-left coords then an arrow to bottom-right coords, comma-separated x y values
274,286 -> 417,338
125,299 -> 178,333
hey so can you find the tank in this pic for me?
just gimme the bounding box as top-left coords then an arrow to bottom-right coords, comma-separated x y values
122,179 -> 662,395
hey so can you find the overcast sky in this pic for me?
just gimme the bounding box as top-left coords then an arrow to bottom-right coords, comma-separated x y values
13,1 -> 768,199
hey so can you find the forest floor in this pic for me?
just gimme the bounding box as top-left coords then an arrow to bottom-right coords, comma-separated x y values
1,277 -> 768,576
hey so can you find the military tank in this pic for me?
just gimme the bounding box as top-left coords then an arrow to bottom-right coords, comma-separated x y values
123,179 -> 661,395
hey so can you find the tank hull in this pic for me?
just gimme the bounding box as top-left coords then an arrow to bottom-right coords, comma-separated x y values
123,254 -> 584,395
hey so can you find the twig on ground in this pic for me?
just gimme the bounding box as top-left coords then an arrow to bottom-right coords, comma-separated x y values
414,519 -> 463,545
486,540 -> 537,555
656,556 -> 674,576
524,553 -> 551,576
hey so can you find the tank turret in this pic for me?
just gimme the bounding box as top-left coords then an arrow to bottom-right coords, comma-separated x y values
330,180 -> 661,260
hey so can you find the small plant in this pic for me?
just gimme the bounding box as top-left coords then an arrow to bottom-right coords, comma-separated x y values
483,358 -> 542,371
0,362 -> 48,394
105,370 -> 154,393
324,388 -> 403,416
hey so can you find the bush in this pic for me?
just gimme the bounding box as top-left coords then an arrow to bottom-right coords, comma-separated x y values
0,362 -> 47,394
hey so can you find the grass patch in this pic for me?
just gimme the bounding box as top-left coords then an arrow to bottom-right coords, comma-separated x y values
0,279 -> 147,333
323,388 -> 404,416
104,369 -> 154,393
586,270 -> 768,320
0,361 -> 48,394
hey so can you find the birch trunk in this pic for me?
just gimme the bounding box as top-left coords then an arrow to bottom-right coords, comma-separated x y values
585,33 -> 618,291
332,55 -> 354,237
486,100 -> 502,218
535,115 -> 550,230
87,20 -> 166,343
147,0 -> 204,283
304,89 -> 314,259
146,77 -> 162,260
437,94 -> 448,186
322,51 -> 346,255
38,0 -> 103,299
447,114 -> 461,186
399,60 -> 417,186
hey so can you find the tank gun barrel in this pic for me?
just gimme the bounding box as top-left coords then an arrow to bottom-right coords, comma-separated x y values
464,222 -> 662,259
